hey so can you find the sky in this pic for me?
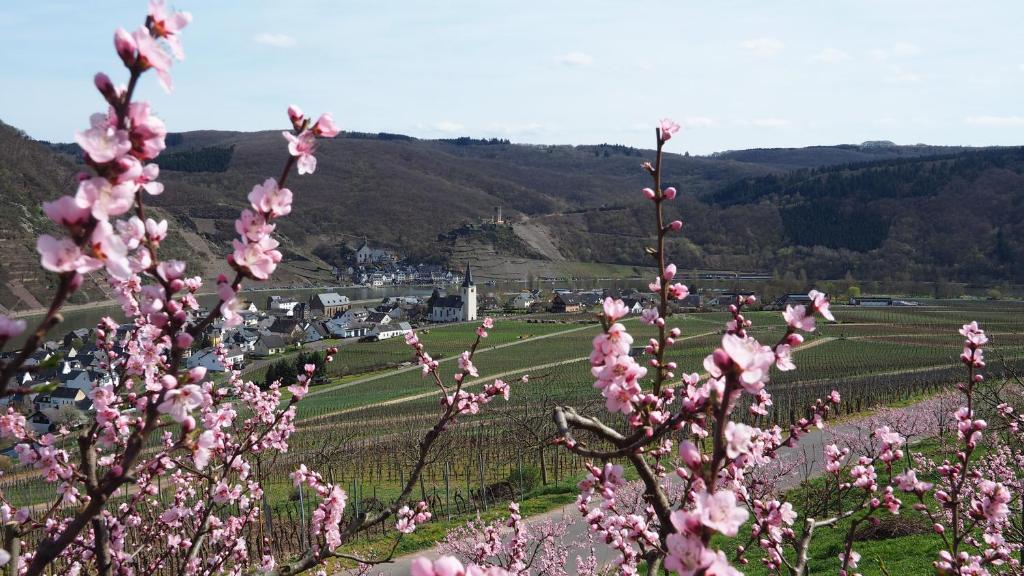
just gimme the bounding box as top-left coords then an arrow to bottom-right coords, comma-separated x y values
1,0 -> 1022,154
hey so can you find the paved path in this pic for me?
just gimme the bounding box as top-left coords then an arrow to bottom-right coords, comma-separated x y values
376,337 -> 847,575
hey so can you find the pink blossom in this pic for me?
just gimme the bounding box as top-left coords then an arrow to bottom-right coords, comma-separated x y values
127,102 -> 167,160
231,236 -> 282,280
775,343 -> 795,371
248,177 -> 293,217
667,283 -> 689,300
312,113 -> 340,137
839,550 -> 860,569
659,118 -> 681,141
719,333 -> 775,392
146,217 -> 168,242
694,490 -> 748,536
783,304 -> 816,332
458,351 -> 479,377
132,27 -> 174,92
0,316 -> 26,340
641,307 -> 660,325
724,421 -> 755,459
603,297 -> 629,322
157,384 -> 205,422
75,113 -> 131,164
37,235 -> 99,275
89,221 -> 132,280
43,196 -> 91,227
147,0 -> 192,59
808,289 -> 834,322
287,105 -> 304,127
283,130 -> 317,175
679,440 -> 701,470
75,176 -> 136,221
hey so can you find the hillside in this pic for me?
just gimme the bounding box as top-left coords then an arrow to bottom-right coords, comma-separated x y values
1,119 -> 1022,311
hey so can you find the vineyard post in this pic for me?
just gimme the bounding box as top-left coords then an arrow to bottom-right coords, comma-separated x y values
3,521 -> 20,576
445,461 -> 451,522
517,447 -> 524,499
298,479 -> 308,550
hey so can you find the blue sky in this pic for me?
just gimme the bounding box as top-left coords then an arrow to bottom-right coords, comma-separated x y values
1,0 -> 1022,153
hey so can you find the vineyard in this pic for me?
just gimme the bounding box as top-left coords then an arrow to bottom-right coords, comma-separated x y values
6,300 -> 1024,567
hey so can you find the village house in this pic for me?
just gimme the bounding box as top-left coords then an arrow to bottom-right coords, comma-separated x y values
371,322 -> 413,341
266,295 -> 304,318
549,293 -> 583,313
302,321 -> 330,344
253,333 -> 288,357
507,292 -> 536,310
309,292 -> 351,318
34,387 -> 86,414
263,317 -> 306,345
186,347 -> 246,372
342,321 -> 375,339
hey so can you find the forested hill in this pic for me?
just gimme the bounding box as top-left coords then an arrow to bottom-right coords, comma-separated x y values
703,147 -> 1024,283
0,117 -> 1021,311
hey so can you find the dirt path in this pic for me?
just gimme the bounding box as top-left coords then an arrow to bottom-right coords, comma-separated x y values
301,323 -> 602,401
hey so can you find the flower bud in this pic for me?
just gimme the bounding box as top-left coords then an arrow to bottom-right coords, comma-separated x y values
663,187 -> 677,200
642,187 -> 656,200
669,220 -> 683,231
94,72 -> 117,103
114,28 -> 137,67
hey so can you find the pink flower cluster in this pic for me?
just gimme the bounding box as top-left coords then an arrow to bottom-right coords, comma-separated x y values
396,501 -> 432,534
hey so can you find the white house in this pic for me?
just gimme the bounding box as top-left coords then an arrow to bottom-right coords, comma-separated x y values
186,347 -> 246,372
342,322 -> 374,339
59,369 -> 114,393
35,387 -> 86,413
337,308 -> 369,326
372,322 -> 413,340
508,292 -> 536,309
267,296 -> 303,317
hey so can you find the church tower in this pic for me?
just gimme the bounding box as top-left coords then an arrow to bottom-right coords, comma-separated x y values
461,263 -> 477,321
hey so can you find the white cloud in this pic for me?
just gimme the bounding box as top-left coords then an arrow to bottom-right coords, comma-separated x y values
751,118 -> 790,128
432,121 -> 466,133
870,42 -> 922,61
681,117 -> 716,129
556,51 -> 594,67
812,47 -> 851,64
884,65 -> 921,84
739,37 -> 784,58
253,33 -> 296,48
873,117 -> 898,126
1019,63 -> 1024,72
892,42 -> 922,57
963,115 -> 1024,127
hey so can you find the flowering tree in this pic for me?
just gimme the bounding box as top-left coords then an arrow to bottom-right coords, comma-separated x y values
0,4 -> 512,575
1,4 -> 1021,576
423,127 -> 1023,576
437,502 -> 593,576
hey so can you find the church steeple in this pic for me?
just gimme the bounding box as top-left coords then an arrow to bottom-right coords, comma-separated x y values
462,263 -> 474,287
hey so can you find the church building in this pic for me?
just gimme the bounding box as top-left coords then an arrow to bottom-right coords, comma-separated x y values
428,264 -> 477,322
